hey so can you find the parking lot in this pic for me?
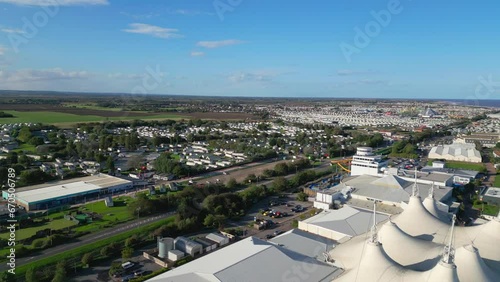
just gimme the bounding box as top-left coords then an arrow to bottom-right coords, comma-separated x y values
73,246 -> 163,282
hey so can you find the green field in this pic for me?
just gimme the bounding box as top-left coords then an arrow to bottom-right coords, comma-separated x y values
62,103 -> 125,111
0,110 -> 185,125
445,161 -> 486,171
13,143 -> 36,153
428,160 -> 486,172
0,219 -> 77,241
474,203 -> 500,216
494,175 -> 500,187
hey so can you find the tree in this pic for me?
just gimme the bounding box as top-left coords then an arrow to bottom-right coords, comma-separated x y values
17,126 -> 32,143
203,214 -> 216,228
226,178 -> 238,190
274,162 -> 289,176
51,260 -> 67,282
25,267 -> 37,282
244,173 -> 257,183
297,192 -> 308,201
106,156 -> 115,172
122,247 -> 134,260
19,170 -> 53,186
100,246 -> 112,257
272,177 -> 288,192
28,136 -> 44,146
125,235 -> 138,247
0,272 -> 16,282
81,253 -> 93,267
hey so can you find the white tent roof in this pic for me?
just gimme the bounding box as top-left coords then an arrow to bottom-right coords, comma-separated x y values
455,244 -> 499,282
461,217 -> 500,272
422,196 -> 451,222
421,260 -> 459,282
392,196 -> 450,243
333,239 -> 415,282
378,221 -> 442,270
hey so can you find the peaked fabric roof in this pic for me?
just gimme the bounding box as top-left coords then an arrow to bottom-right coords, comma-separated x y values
371,174 -> 409,189
379,221 -> 442,270
455,244 -> 498,282
423,196 -> 452,222
392,196 -> 450,243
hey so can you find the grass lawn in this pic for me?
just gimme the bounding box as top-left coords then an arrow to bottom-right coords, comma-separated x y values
72,198 -> 134,233
493,175 -> 500,187
12,143 -> 36,153
473,203 -> 500,216
0,219 -> 77,241
428,159 -> 486,171
445,161 -> 485,171
0,110 -> 186,126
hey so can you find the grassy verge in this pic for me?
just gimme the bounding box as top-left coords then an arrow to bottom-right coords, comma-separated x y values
0,219 -> 77,241
15,216 -> 175,278
474,203 -> 500,216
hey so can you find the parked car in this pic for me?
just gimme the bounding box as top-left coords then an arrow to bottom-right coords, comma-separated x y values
134,270 -> 145,277
273,230 -> 283,236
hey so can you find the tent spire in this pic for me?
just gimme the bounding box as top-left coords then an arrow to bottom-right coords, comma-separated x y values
369,201 -> 378,244
428,182 -> 435,199
412,167 -> 419,197
442,214 -> 456,264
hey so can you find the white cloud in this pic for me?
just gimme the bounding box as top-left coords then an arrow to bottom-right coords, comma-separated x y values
227,70 -> 295,83
0,45 -> 7,55
0,0 -> 108,6
167,8 -> 214,16
228,72 -> 273,83
120,11 -> 158,20
1,27 -> 26,34
108,73 -> 143,79
190,51 -> 205,57
0,68 -> 89,82
336,69 -> 378,76
196,39 -> 245,49
123,23 -> 182,39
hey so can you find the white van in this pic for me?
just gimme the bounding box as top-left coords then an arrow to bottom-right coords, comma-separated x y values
121,261 -> 135,270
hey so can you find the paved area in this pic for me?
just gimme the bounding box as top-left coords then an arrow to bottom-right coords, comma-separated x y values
72,247 -> 162,282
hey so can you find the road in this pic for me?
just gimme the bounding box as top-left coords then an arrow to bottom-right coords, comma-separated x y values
0,212 -> 175,272
5,156 -> 347,272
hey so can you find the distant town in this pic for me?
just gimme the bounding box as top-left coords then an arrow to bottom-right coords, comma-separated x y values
0,94 -> 499,282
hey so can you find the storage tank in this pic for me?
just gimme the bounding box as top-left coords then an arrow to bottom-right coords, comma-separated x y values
157,237 -> 174,258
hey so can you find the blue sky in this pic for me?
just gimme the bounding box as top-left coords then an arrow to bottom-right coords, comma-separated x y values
0,0 -> 499,99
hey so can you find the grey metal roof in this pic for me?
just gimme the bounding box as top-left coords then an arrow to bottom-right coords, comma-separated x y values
344,174 -> 452,203
303,206 -> 390,237
270,229 -> 336,260
148,237 -> 342,282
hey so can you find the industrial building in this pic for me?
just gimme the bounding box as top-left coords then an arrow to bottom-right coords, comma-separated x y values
339,174 -> 453,207
205,233 -> 230,247
461,134 -> 499,148
148,236 -> 343,282
350,147 -> 388,176
174,236 -> 203,257
428,142 -> 482,163
2,174 -> 133,211
482,187 -> 500,206
298,205 -> 390,243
